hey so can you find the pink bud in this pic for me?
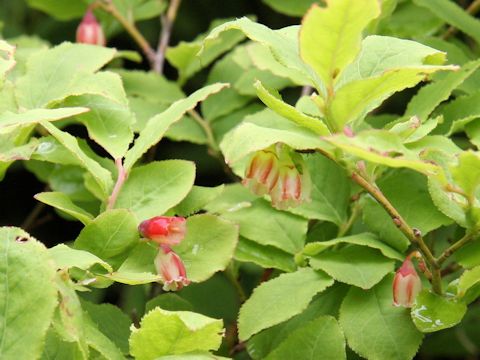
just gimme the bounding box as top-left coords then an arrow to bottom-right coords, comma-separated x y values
393,257 -> 422,307
76,10 -> 106,46
138,216 -> 186,246
155,246 -> 190,291
243,149 -> 280,196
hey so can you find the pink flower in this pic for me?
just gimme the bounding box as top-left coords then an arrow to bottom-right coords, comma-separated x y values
138,216 -> 186,246
155,246 -> 190,291
243,144 -> 311,210
76,9 -> 106,46
393,257 -> 422,307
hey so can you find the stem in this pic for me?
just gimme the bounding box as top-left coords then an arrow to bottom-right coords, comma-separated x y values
107,158 -> 127,210
350,171 -> 443,294
224,264 -> 247,303
98,0 -> 156,64
188,109 -> 218,152
21,202 -> 46,231
443,0 -> 480,39
337,201 -> 360,237
153,0 -> 182,73
437,232 -> 477,265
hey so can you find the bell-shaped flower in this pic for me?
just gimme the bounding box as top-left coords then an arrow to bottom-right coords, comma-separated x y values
76,9 -> 106,46
138,216 -> 186,246
242,146 -> 280,196
154,246 -> 190,291
393,257 -> 422,307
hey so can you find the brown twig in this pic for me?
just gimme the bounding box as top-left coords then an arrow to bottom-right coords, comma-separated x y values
443,0 -> 480,40
97,0 -> 156,65
437,232 -> 478,266
153,0 -> 182,73
21,202 -> 46,232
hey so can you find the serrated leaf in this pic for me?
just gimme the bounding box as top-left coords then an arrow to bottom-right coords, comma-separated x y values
124,83 -> 227,171
262,0 -> 318,16
40,121 -> 113,197
48,244 -> 113,273
414,0 -> 480,45
405,59 -> 480,121
220,109 -> 327,164
310,245 -> 394,289
411,290 -> 467,333
0,107 -> 89,132
299,0 -> 380,88
74,209 -> 139,269
289,154 -> 350,225
0,227 -> 57,360
175,214 -> 238,282
428,177 -> 467,227
15,43 -> 117,109
115,160 -> 195,220
451,151 -> 480,200
254,80 -> 329,135
35,191 -> 94,225
234,237 -> 296,272
83,312 -> 126,360
129,308 -> 223,359
457,266 -> 480,302
339,274 -> 423,360
265,316 -> 346,360
220,198 -> 308,254
238,268 -> 333,340
303,232 -> 403,260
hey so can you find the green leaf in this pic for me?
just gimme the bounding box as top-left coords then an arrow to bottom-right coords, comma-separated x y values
0,107 -> 89,132
124,83 -> 227,171
220,198 -> 308,254
146,293 -> 194,313
202,18 -> 313,86
303,232 -> 404,260
428,177 -> 467,227
238,268 -> 333,340
235,237 -> 296,272
129,308 -> 223,359
74,209 -> 139,269
289,154 -> 350,225
265,316 -> 346,360
26,0 -> 86,20
83,312 -> 126,360
330,67 -> 453,128
411,290 -> 467,333
310,245 -> 394,289
166,18 -> 245,84
41,329 -> 85,360
62,95 -> 135,159
299,0 -> 380,88
0,40 -> 16,86
175,214 -> 238,282
339,274 -> 423,360
325,131 -> 440,176
102,271 -> 161,285
254,80 -> 329,135
165,115 -> 207,145
437,91 -> 480,135
262,0 -> 318,16
34,191 -> 94,225
457,266 -> 480,302
40,121 -> 113,198
451,151 -> 480,200
15,43 -> 117,109
48,244 -> 113,273
405,59 -> 480,121
173,185 -> 225,217
0,227 -> 57,359
115,160 -> 196,220
220,109 -> 326,164
247,284 -> 348,359
414,0 -> 480,45
82,301 -> 131,355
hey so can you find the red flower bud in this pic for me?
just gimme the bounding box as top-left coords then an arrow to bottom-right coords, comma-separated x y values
155,246 -> 190,291
76,9 -> 106,46
138,216 -> 186,246
393,257 -> 422,307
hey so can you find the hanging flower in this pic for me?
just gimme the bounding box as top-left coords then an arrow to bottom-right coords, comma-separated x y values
138,216 -> 186,246
243,143 -> 311,209
76,9 -> 106,46
155,246 -> 190,291
393,256 -> 422,307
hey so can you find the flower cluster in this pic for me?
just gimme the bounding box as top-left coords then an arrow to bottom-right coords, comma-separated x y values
243,144 -> 311,210
76,9 -> 106,46
138,216 -> 189,291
